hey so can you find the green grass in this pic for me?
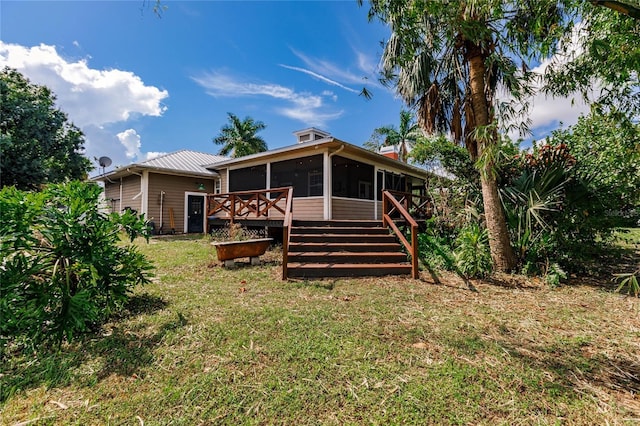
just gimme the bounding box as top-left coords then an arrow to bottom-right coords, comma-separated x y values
2,233 -> 639,425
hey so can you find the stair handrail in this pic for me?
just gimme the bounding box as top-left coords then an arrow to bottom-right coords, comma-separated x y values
384,190 -> 433,219
382,190 -> 419,279
282,186 -> 294,280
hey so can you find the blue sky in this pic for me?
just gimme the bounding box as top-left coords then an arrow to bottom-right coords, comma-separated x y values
1,1 -> 589,174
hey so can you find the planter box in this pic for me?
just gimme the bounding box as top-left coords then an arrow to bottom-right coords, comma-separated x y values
212,238 -> 273,267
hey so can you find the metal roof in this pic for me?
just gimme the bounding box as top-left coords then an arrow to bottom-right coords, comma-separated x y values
91,150 -> 229,181
138,150 -> 228,174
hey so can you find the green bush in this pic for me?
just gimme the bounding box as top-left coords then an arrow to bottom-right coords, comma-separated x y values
0,182 -> 154,351
454,222 -> 492,279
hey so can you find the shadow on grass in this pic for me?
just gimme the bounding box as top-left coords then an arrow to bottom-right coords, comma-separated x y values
495,334 -> 640,411
0,294 -> 180,404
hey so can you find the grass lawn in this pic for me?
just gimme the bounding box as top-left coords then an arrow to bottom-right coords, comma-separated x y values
2,233 -> 639,425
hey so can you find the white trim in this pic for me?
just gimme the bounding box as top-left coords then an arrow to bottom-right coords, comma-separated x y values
266,162 -> 271,190
374,167 -> 379,220
184,192 -> 207,234
323,151 -> 331,220
331,196 -> 376,203
140,170 -> 149,216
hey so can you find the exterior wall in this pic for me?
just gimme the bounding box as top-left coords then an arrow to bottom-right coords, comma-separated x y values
104,181 -> 121,213
147,173 -> 213,234
332,197 -> 376,220
292,197 -> 324,220
219,168 -> 228,193
104,175 -> 141,214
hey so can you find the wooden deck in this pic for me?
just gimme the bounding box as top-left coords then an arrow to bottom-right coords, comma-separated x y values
206,188 -> 431,279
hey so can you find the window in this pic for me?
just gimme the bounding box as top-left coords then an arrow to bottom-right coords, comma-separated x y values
271,154 -> 323,197
309,170 -> 323,196
214,178 -> 221,194
332,156 -> 374,200
229,165 -> 267,192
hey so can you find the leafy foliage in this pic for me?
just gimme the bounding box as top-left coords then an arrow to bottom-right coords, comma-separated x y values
544,4 -> 640,116
0,182 -> 154,351
454,222 -> 492,279
364,109 -> 421,162
0,68 -> 93,190
213,112 -> 268,158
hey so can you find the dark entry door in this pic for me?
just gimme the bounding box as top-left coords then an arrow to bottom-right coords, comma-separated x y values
187,195 -> 204,233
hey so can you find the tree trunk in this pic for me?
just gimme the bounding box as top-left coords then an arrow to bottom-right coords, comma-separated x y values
466,42 -> 517,272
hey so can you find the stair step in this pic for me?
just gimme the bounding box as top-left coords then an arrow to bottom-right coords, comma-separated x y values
288,242 -> 402,253
287,251 -> 408,264
291,226 -> 389,235
289,234 -> 397,243
293,220 -> 381,228
286,263 -> 412,278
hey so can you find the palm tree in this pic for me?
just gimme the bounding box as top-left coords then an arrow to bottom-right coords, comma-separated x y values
366,109 -> 421,162
361,0 -> 578,272
214,113 -> 268,158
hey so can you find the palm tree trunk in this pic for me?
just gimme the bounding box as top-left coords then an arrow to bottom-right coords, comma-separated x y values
467,43 -> 517,272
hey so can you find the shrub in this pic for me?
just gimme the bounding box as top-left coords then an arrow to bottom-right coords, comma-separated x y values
0,182 -> 154,352
454,222 -> 492,279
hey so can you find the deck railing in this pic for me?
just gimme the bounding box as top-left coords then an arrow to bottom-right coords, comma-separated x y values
382,190 -> 420,279
206,187 -> 293,222
385,190 -> 433,220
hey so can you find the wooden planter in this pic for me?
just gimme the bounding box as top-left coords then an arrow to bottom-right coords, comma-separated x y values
212,238 -> 273,267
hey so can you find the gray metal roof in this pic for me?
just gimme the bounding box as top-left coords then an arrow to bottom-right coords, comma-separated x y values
138,150 -> 228,175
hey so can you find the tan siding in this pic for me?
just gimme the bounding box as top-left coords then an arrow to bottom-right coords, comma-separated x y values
376,201 -> 382,220
332,197 -> 376,220
104,182 -> 120,213
292,197 -> 324,220
120,175 -> 141,213
148,173 -> 213,234
219,168 -> 228,193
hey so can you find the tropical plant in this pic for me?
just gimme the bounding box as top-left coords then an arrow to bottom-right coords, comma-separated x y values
365,109 -> 421,162
213,113 -> 268,158
360,0 -> 581,272
549,109 -> 640,224
544,3 -> 640,116
614,269 -> 640,297
0,182 -> 154,351
454,222 -> 492,279
0,67 -> 93,190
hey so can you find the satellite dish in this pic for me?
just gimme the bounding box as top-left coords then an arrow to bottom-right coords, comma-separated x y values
98,156 -> 112,168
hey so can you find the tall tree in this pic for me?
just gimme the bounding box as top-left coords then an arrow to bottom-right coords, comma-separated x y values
365,109 -> 421,162
545,2 -> 640,116
0,67 -> 92,190
213,113 -> 268,158
361,0 -> 576,272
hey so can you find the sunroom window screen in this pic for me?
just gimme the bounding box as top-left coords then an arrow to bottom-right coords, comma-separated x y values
332,156 -> 374,200
270,154 -> 323,197
229,165 -> 267,192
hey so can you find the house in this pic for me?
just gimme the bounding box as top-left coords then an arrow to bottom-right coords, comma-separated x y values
206,128 -> 430,222
92,150 -> 228,234
93,128 -> 431,233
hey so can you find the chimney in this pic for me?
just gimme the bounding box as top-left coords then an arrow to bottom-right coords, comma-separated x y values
379,145 -> 400,160
292,128 -> 331,144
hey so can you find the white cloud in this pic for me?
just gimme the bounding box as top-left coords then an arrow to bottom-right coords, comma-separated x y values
280,64 -> 359,94
145,151 -> 167,160
192,70 -> 343,127
0,42 -> 168,127
290,48 -> 375,86
117,129 -> 142,160
0,42 -> 169,167
508,22 -> 592,141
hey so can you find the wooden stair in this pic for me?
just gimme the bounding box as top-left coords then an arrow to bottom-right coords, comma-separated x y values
286,220 -> 412,278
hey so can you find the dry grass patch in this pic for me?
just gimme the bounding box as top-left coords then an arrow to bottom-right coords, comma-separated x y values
2,234 -> 639,425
